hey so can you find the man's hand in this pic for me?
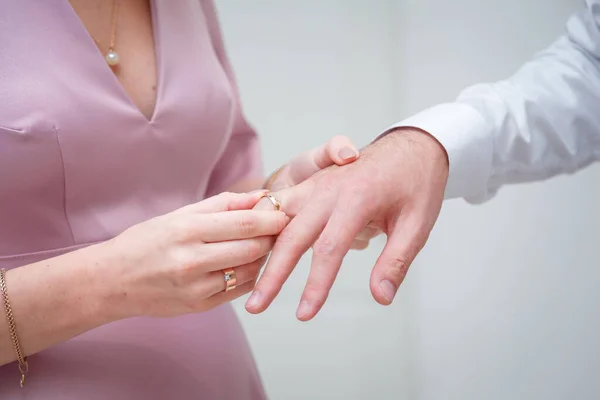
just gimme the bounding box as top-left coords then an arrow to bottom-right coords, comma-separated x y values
246,128 -> 449,321
259,135 -> 382,250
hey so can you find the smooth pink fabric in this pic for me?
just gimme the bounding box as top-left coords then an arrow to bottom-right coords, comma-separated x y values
0,0 -> 266,398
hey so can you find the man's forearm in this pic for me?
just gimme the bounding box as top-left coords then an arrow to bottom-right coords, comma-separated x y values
387,3 -> 600,203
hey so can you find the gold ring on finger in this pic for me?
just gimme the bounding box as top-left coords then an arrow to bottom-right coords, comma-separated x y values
260,192 -> 281,211
223,268 -> 237,292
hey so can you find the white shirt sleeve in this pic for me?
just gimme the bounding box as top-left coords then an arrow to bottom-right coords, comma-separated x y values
387,1 -> 600,204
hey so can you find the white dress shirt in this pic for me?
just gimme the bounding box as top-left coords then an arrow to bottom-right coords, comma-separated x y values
391,0 -> 600,204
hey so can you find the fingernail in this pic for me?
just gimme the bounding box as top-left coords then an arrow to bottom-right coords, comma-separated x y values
338,146 -> 358,160
379,280 -> 397,304
296,300 -> 312,320
246,290 -> 262,309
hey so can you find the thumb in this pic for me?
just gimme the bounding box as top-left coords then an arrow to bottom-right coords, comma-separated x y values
369,210 -> 430,305
287,135 -> 359,185
253,180 -> 314,218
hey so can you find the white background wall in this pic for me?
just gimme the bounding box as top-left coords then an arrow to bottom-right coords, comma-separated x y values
216,1 -> 600,399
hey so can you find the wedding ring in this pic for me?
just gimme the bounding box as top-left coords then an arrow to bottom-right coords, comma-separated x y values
260,192 -> 281,211
223,268 -> 237,292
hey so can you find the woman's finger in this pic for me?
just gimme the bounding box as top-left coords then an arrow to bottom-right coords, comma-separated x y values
202,256 -> 268,298
197,210 -> 289,242
355,226 -> 381,241
286,135 -> 359,184
200,236 -> 275,272
200,279 -> 258,312
177,191 -> 268,215
319,135 -> 360,166
350,239 -> 369,250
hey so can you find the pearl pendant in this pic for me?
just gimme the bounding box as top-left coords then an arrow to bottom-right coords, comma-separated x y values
105,50 -> 120,67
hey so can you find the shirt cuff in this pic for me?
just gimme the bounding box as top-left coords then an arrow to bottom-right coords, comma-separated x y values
384,102 -> 494,202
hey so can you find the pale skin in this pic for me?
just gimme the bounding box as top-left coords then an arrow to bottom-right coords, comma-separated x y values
248,128 -> 449,321
0,0 -> 371,367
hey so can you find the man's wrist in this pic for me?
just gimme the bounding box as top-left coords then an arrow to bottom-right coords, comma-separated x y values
389,127 -> 449,163
371,126 -> 450,172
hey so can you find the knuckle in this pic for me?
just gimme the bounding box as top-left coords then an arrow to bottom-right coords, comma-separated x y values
303,280 -> 329,303
254,255 -> 269,269
217,191 -> 238,210
237,214 -> 258,236
275,213 -> 289,233
168,218 -> 194,242
245,239 -> 265,261
218,191 -> 235,199
246,263 -> 263,280
346,179 -> 373,201
385,256 -> 411,284
179,290 -> 201,313
171,247 -> 196,273
312,237 -> 338,257
276,228 -> 297,245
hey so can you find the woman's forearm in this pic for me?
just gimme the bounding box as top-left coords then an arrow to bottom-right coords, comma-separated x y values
0,242 -> 119,366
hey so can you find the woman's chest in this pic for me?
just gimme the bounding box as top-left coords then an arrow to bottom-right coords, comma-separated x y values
69,0 -> 159,121
0,0 -> 235,254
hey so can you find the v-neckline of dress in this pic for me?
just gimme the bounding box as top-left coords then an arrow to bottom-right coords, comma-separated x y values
62,0 -> 163,124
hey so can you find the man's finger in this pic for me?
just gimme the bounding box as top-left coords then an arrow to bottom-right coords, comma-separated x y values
369,210 -> 429,305
253,179 -> 315,218
295,193 -> 373,321
245,194 -> 333,314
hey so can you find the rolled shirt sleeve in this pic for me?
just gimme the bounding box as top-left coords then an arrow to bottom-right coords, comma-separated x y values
387,1 -> 600,203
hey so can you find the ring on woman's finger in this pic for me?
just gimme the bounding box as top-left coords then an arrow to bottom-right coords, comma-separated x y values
259,192 -> 281,211
223,268 -> 237,291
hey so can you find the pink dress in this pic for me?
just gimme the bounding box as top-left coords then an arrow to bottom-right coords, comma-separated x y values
0,0 -> 267,398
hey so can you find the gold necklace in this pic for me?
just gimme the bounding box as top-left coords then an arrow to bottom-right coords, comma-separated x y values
93,0 -> 120,67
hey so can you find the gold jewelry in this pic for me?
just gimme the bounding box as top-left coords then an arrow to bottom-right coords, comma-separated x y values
223,268 -> 237,292
93,0 -> 120,67
0,269 -> 28,388
260,192 -> 281,211
262,165 -> 285,191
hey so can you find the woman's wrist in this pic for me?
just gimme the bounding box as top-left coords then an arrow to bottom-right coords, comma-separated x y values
0,243 -> 121,365
83,239 -> 140,322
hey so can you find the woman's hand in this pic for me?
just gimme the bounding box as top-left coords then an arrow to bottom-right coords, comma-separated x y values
246,129 -> 449,321
0,191 -> 287,366
102,191 -> 289,319
264,135 -> 360,191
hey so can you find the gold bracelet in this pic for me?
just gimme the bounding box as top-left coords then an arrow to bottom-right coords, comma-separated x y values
0,268 -> 28,387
